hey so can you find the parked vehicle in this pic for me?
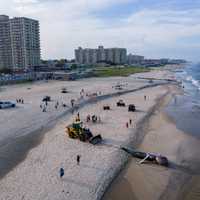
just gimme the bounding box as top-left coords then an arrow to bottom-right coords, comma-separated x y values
117,100 -> 126,107
61,87 -> 68,93
0,101 -> 16,109
128,104 -> 136,112
103,105 -> 110,110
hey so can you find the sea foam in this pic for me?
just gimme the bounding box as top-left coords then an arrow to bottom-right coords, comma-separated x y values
186,75 -> 200,90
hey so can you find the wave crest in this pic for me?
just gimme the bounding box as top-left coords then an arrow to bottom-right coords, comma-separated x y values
186,75 -> 200,90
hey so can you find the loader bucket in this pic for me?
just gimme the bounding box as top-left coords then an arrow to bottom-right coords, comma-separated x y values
89,134 -> 102,145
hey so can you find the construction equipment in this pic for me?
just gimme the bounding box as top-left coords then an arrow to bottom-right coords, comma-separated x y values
66,121 -> 102,145
128,104 -> 136,112
114,85 -> 123,90
117,100 -> 126,107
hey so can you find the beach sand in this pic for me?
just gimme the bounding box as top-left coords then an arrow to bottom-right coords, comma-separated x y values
0,69 -> 184,200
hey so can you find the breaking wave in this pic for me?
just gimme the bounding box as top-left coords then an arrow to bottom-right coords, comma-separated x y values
186,75 -> 200,90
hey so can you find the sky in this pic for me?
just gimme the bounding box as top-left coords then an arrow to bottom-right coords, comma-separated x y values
0,0 -> 200,61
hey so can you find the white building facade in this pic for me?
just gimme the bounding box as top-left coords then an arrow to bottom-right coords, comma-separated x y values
0,15 -> 13,69
75,46 -> 127,65
0,15 -> 41,70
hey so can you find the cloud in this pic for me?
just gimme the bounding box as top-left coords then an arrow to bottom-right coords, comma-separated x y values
0,0 -> 200,61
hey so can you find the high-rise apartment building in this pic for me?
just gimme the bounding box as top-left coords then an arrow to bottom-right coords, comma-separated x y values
0,15 -> 41,70
75,46 -> 127,65
0,15 -> 13,69
10,17 -> 41,69
97,46 -> 106,61
75,47 -> 84,64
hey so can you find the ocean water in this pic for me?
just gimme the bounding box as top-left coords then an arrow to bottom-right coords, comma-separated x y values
166,63 -> 200,139
179,63 -> 200,96
164,63 -> 200,200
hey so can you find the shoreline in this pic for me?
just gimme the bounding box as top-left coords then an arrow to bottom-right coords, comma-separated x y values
103,82 -> 200,200
102,84 -> 177,200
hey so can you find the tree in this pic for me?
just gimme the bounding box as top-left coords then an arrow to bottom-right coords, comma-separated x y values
71,64 -> 77,70
58,59 -> 67,64
0,67 -> 12,74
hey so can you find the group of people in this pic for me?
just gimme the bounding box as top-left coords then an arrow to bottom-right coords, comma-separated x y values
86,114 -> 101,123
16,98 -> 24,104
126,118 -> 133,128
40,100 -> 69,113
55,101 -> 59,109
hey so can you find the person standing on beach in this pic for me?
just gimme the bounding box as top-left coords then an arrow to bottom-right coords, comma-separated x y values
59,168 -> 64,178
71,99 -> 74,108
77,155 -> 81,165
144,95 -> 147,101
86,114 -> 91,122
42,106 -> 47,112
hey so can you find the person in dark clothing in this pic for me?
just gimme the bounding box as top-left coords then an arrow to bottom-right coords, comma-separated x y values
86,114 -> 91,122
59,168 -> 64,178
42,106 -> 47,112
77,155 -> 81,165
129,119 -> 132,125
71,99 -> 75,107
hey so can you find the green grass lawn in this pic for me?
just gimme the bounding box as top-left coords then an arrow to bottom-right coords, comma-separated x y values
93,66 -> 150,77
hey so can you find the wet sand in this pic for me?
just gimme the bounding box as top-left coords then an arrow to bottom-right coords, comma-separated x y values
103,85 -> 200,200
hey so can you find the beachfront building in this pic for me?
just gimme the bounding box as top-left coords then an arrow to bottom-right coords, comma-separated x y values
0,15 -> 41,70
0,15 -> 13,69
75,46 -> 127,65
127,54 -> 145,65
10,17 -> 41,69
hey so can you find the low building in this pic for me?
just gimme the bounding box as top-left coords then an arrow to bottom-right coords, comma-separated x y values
127,54 -> 144,65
